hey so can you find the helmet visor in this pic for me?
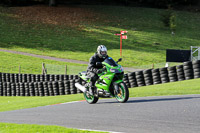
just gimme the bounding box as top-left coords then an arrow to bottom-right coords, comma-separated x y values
100,51 -> 107,57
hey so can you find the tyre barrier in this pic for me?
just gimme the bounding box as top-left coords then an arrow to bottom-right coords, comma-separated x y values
126,60 -> 200,89
0,74 -> 78,83
192,60 -> 200,79
152,69 -> 162,85
1,60 -> 200,96
176,65 -> 185,81
0,80 -> 83,96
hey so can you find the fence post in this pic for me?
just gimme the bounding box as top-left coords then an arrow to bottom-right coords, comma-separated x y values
42,63 -> 47,75
152,63 -> 154,69
65,65 -> 67,75
19,65 -> 21,74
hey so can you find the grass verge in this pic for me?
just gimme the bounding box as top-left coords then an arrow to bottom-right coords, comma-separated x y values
0,123 -> 107,133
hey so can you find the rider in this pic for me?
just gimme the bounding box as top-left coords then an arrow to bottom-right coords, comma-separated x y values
87,45 -> 108,95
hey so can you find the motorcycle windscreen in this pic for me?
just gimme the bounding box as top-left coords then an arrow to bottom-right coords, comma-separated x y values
104,57 -> 118,66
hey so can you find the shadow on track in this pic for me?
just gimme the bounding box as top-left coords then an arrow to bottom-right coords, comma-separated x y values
97,96 -> 200,104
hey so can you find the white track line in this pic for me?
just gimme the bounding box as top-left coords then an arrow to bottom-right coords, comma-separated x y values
79,128 -> 124,133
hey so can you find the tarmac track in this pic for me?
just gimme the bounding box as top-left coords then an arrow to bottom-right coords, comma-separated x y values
0,95 -> 200,133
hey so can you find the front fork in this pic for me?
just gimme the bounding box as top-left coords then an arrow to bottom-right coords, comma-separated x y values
113,83 -> 120,94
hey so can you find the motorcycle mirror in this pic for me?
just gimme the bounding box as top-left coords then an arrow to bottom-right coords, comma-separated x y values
96,62 -> 102,67
117,58 -> 122,63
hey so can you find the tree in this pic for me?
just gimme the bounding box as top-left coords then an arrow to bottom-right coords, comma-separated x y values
49,0 -> 57,6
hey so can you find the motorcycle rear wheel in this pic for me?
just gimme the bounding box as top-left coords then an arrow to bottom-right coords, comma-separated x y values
115,82 -> 129,103
84,92 -> 99,104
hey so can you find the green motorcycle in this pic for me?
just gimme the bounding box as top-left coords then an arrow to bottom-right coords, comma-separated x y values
75,57 -> 129,104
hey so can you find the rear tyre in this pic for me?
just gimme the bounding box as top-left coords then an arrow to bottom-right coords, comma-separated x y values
84,92 -> 99,104
115,82 -> 129,103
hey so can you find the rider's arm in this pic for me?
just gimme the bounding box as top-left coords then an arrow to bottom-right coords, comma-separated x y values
87,56 -> 99,73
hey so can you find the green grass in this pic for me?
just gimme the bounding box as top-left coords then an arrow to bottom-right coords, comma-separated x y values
0,5 -> 200,69
0,51 -> 87,74
0,94 -> 85,112
0,123 -> 107,133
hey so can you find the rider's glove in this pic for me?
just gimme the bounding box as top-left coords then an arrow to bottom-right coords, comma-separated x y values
97,69 -> 102,74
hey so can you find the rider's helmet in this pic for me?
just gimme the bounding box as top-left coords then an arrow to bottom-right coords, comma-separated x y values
97,45 -> 107,59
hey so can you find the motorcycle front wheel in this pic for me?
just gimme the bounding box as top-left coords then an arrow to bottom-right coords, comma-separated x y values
84,92 -> 99,104
115,82 -> 129,103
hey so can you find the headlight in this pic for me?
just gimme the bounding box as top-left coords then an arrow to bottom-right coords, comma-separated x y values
110,69 -> 120,73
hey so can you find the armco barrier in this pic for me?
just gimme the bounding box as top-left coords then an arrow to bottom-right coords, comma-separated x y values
0,61 -> 200,96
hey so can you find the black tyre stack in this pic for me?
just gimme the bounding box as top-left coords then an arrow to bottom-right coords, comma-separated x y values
38,82 -> 44,96
48,82 -> 54,96
1,73 -> 6,82
0,82 -> 3,96
27,74 -> 31,83
16,83 -> 20,96
58,81 -> 65,95
70,80 -> 77,94
19,74 -> 23,82
168,66 -> 178,82
123,74 -> 130,88
143,69 -> 153,86
64,75 -> 69,81
192,60 -> 200,79
159,67 -> 169,83
24,82 -> 30,96
45,74 -> 50,82
183,61 -> 194,80
7,82 -> 11,96
43,82 -> 49,96
34,82 -> 39,96
127,72 -> 138,88
6,73 -> 10,82
53,81 -> 59,96
19,82 -> 25,96
3,82 -> 7,96
29,82 -> 35,96
64,81 -> 71,95
50,75 -> 55,82
14,74 -> 19,83
176,65 -> 185,81
22,74 -> 27,83
10,74 -> 15,83
152,69 -> 161,85
135,71 -> 145,87
11,83 -> 16,96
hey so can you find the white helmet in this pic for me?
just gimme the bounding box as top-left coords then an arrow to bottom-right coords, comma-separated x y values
97,45 -> 107,58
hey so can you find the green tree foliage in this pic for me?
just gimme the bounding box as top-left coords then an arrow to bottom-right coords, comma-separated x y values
0,0 -> 199,7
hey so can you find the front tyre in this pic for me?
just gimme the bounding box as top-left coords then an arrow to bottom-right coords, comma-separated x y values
115,82 -> 129,103
84,92 -> 99,104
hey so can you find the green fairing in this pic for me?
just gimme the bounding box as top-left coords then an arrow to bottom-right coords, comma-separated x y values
95,72 -> 114,92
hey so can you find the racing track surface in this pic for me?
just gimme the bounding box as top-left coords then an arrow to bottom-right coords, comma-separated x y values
0,95 -> 200,133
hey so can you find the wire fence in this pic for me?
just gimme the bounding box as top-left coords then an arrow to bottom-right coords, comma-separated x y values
0,63 -> 88,75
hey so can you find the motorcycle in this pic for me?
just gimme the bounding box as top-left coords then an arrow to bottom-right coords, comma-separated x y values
75,57 -> 129,104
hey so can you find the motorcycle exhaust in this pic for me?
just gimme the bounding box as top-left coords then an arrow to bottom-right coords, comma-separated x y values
75,83 -> 87,93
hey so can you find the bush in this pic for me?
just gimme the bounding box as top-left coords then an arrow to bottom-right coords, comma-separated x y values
161,10 -> 176,33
